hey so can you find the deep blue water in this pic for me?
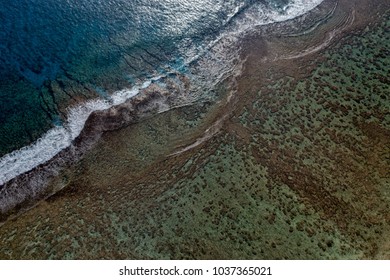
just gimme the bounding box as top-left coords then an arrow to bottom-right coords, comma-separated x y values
0,0 -> 254,156
0,0 -> 323,184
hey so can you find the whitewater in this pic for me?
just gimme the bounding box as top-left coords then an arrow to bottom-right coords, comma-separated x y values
0,0 -> 324,187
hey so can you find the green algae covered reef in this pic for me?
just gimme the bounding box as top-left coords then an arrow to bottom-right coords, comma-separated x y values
0,0 -> 389,259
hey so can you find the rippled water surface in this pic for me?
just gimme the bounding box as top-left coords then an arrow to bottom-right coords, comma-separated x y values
0,0 -> 324,187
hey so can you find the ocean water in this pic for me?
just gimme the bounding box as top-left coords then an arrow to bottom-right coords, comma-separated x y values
0,0 -> 324,186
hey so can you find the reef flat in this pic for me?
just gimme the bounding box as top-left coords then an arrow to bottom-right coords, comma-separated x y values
0,0 -> 389,259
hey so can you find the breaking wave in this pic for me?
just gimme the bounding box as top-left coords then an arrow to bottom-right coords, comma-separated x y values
0,0 -> 324,210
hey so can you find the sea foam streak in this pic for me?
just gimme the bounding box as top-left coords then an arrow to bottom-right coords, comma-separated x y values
0,0 -> 324,186
0,82 -> 151,186
231,0 -> 325,34
264,0 -> 325,23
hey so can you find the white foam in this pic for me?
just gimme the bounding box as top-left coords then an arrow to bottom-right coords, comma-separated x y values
261,0 -> 324,24
0,0 -> 324,186
111,88 -> 139,106
224,0 -> 325,37
0,79 -> 162,185
177,0 -> 324,67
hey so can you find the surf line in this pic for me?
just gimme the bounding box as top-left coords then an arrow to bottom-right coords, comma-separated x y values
0,0 -> 327,187
0,71 -> 204,222
0,77 -> 164,187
